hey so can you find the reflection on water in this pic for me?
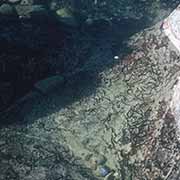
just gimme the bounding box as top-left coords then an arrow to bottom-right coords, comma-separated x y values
0,0 -> 180,180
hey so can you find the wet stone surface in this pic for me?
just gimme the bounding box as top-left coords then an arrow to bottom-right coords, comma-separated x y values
1,1 -> 180,180
1,19 -> 180,179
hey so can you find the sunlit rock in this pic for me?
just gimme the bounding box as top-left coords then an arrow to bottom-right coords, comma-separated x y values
163,5 -> 180,52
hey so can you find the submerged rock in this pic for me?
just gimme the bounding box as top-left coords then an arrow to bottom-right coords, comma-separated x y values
55,7 -> 78,27
34,75 -> 64,95
0,3 -> 17,16
8,0 -> 21,3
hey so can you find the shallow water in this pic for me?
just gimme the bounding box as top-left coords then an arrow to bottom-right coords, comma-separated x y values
0,1 -> 180,180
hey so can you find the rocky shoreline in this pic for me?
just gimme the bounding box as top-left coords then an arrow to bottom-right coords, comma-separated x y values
1,1 -> 180,180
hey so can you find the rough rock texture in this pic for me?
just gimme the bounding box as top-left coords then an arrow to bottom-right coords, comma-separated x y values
1,18 -> 180,179
1,1 -> 180,180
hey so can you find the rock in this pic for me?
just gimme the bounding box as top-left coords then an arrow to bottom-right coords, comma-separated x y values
34,75 -> 64,95
29,5 -> 48,18
87,153 -> 107,170
49,0 -> 60,11
0,3 -> 17,16
93,154 -> 107,165
104,171 -> 117,180
15,4 -> 47,19
20,0 -> 33,6
89,158 -> 98,170
55,8 -> 78,27
23,167 -> 46,180
120,143 -> 132,157
8,0 -> 21,3
84,153 -> 93,161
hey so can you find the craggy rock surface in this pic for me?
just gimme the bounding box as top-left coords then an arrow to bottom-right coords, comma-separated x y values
0,0 -> 179,111
1,18 -> 180,179
2,1 -> 180,180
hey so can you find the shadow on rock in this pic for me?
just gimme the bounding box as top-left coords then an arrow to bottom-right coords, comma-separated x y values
0,13 -> 160,127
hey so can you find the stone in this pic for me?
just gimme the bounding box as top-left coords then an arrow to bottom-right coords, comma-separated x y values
104,171 -> 117,180
20,0 -> 33,6
97,165 -> 111,177
8,0 -> 21,3
0,4 -> 17,16
34,75 -> 64,94
120,143 -> 132,157
93,154 -> 107,165
55,8 -> 78,27
23,167 -> 46,180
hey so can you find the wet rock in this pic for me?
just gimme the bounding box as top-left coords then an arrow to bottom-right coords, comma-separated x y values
29,5 -> 48,18
20,0 -> 33,6
23,167 -> 47,180
89,158 -> 98,170
55,8 -> 78,27
0,3 -> 17,16
104,171 -> 117,180
93,154 -> 107,165
120,143 -> 132,157
15,4 -> 47,19
49,0 -> 61,11
84,153 -> 93,161
8,0 -> 21,3
86,153 -> 107,170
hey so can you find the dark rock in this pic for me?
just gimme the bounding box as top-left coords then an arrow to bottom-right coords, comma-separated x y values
0,3 -> 17,16
8,0 -> 21,4
34,75 -> 64,94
